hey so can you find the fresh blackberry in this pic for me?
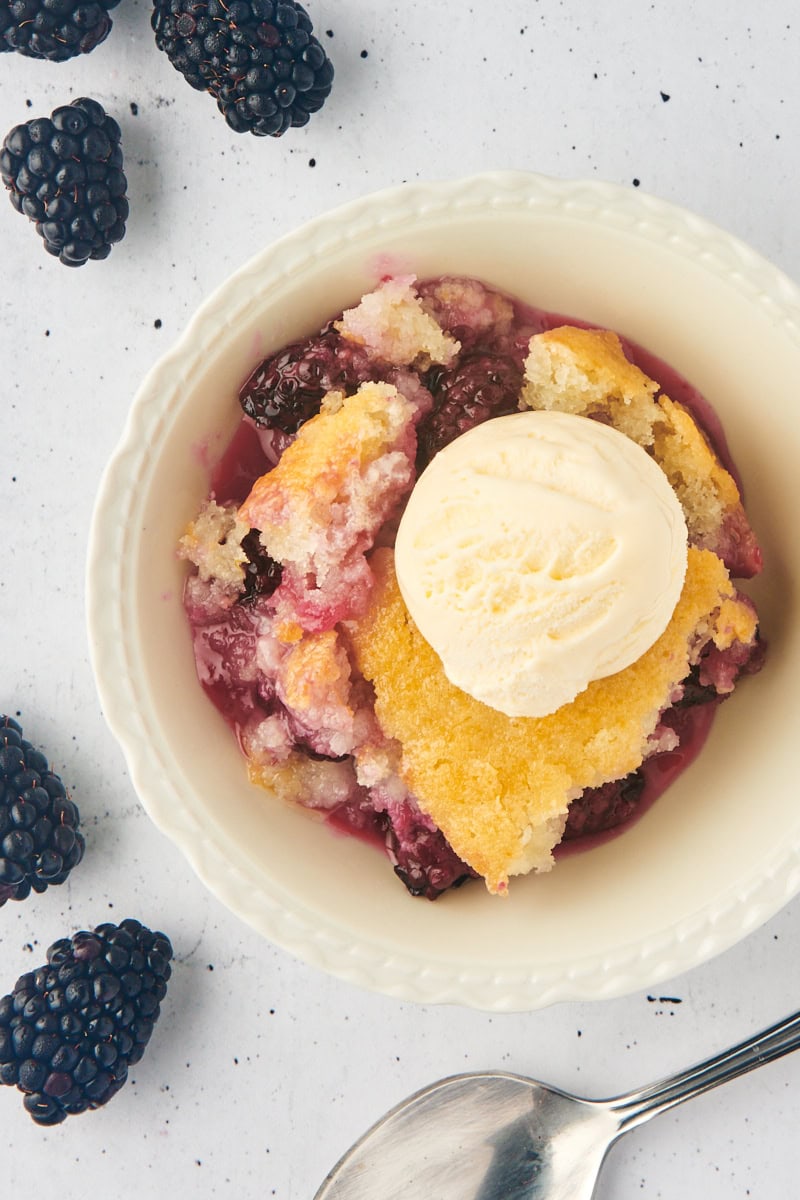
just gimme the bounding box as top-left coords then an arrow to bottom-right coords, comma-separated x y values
0,716 -> 85,906
0,920 -> 173,1125
240,322 -> 374,434
1,0 -> 122,61
0,98 -> 128,267
417,352 -> 523,467
152,0 -> 335,137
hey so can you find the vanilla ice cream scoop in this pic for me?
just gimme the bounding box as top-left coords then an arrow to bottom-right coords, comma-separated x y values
395,410 -> 688,718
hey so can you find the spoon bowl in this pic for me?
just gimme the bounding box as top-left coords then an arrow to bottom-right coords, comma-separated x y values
314,1009 -> 800,1199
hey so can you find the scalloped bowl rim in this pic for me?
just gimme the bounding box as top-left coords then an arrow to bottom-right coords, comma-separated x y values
87,171 -> 800,1011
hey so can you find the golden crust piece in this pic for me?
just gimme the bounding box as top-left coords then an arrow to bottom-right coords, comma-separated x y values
349,546 -> 751,895
237,381 -> 415,579
248,754 -> 355,811
178,499 -> 249,593
335,276 -> 460,368
281,629 -> 352,717
522,327 -> 659,442
522,326 -> 743,545
652,394 -> 739,539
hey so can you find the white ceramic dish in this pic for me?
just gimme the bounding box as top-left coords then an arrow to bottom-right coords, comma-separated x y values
87,171 -> 800,1012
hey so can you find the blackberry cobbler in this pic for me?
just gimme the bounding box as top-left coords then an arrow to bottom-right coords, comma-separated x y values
179,276 -> 764,899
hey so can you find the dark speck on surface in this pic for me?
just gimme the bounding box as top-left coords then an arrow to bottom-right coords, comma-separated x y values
325,28 -> 333,37
632,177 -> 641,186
154,318 -> 162,329
207,963 -> 214,970
660,91 -> 670,101
309,157 -> 316,167
131,102 -> 139,116
25,99 -> 32,107
361,49 -> 368,58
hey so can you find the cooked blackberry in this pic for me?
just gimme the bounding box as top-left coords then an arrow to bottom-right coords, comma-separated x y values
0,715 -> 85,905
240,528 -> 283,602
380,803 -> 478,900
1,0 -> 121,61
0,920 -> 173,1125
674,663 -> 719,709
240,322 -> 374,433
681,631 -> 766,704
0,98 -> 129,267
563,772 -> 646,841
327,794 -> 476,899
417,352 -> 523,467
152,0 -> 334,137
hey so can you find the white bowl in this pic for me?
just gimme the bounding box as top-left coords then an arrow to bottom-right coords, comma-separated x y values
87,171 -> 800,1011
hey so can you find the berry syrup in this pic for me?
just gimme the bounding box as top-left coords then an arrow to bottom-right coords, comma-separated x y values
211,421 -> 274,505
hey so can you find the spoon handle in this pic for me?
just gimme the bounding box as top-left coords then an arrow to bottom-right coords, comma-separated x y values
611,1008 -> 800,1133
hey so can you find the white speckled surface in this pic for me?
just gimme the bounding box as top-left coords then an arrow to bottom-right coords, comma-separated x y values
1,1 -> 799,1195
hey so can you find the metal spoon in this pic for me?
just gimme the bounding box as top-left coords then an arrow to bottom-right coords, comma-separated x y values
314,1008 -> 800,1200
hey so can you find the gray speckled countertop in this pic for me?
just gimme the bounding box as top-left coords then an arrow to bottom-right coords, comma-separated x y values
2,2 -> 800,1196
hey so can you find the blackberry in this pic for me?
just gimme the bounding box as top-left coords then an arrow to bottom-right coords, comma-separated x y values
0,920 -> 173,1125
674,663 -> 718,708
152,0 -> 335,137
240,528 -> 283,602
417,352 -> 523,467
1,0 -> 121,61
563,772 -> 646,841
240,322 -> 374,434
0,98 -> 129,267
329,795 -> 476,899
0,716 -> 85,905
381,804 -> 478,900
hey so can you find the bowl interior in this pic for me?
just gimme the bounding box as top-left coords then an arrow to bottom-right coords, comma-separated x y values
97,177 -> 800,1007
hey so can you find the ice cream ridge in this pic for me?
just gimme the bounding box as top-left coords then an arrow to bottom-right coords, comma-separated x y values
180,277 -> 763,898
